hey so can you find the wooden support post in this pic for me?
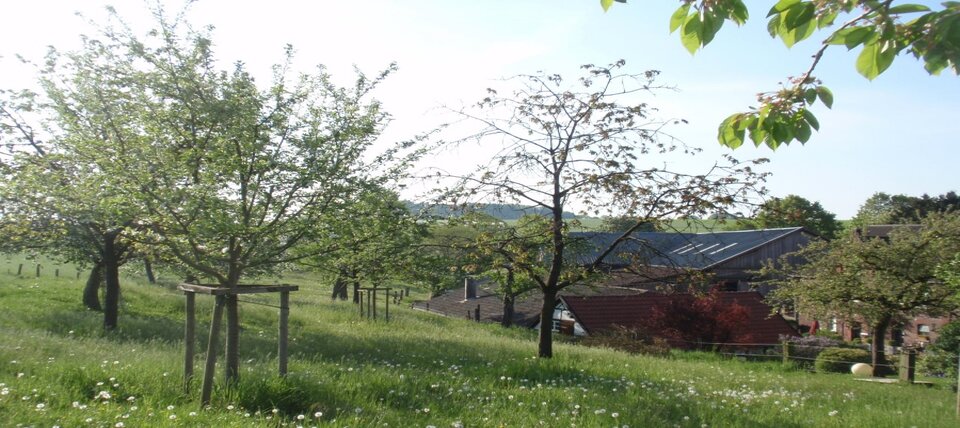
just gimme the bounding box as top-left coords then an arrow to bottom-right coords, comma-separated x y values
36,264 -> 41,277
16,264 -> 22,276
279,291 -> 289,376
373,288 -> 377,319
55,268 -> 59,277
899,347 -> 916,383
385,290 -> 390,321
76,270 -> 81,280
200,295 -> 225,406
184,292 -> 196,391
474,304 -> 480,322
366,290 -> 372,319
782,341 -> 790,366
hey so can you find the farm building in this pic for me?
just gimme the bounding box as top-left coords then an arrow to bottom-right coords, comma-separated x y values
412,227 -> 815,328
550,291 -> 799,347
567,227 -> 815,292
411,278 -> 644,327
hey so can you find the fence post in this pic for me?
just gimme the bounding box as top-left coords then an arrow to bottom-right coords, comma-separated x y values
899,347 -> 916,383
782,340 -> 790,366
183,292 -> 196,392
17,263 -> 23,276
278,291 -> 289,376
955,346 -> 959,418
35,264 -> 41,277
474,304 -> 480,322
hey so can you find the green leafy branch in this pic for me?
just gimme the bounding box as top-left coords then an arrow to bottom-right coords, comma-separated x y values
603,0 -> 960,149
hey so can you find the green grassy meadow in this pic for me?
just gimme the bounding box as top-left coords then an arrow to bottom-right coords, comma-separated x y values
0,263 -> 957,427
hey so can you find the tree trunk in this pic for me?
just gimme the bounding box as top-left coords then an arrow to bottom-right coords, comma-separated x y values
871,315 -> 893,376
144,257 -> 156,284
332,267 -> 348,300
82,263 -> 104,311
501,294 -> 515,328
537,288 -> 558,358
102,231 -> 121,330
225,293 -> 240,383
501,267 -> 515,328
350,270 -> 361,304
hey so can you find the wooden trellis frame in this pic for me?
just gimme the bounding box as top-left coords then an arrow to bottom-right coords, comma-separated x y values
178,283 -> 299,405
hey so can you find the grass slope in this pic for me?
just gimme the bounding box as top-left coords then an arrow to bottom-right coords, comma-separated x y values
0,268 -> 957,427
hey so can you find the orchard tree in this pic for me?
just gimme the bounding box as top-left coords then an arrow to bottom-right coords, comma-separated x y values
28,6 -> 413,381
752,194 -> 841,238
299,187 -> 426,302
0,96 -> 138,329
472,214 -> 546,327
601,0 -> 960,149
766,212 -> 960,375
440,60 -> 767,358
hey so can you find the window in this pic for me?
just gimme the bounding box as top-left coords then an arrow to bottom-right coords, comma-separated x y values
918,324 -> 931,336
828,318 -> 838,333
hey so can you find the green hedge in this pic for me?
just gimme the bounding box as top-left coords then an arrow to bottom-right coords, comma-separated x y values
814,347 -> 872,373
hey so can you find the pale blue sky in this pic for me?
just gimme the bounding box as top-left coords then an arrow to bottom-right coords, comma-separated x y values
2,0 -> 956,218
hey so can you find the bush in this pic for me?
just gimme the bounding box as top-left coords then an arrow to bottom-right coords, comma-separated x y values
580,325 -> 672,357
920,320 -> 960,382
781,334 -> 845,368
918,349 -> 955,377
815,347 -> 872,373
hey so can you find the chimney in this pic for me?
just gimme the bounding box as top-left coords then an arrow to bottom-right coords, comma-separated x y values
464,277 -> 477,300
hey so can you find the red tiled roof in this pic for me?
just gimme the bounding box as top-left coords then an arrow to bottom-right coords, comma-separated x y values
561,291 -> 798,345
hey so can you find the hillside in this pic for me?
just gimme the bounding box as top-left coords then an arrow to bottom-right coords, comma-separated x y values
0,263 -> 956,427
405,202 -> 576,220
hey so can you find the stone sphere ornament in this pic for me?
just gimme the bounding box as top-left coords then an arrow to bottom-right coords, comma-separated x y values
851,363 -> 873,377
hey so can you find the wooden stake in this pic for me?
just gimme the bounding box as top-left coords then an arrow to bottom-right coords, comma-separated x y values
200,295 -> 225,406
279,291 -> 289,376
183,292 -> 196,391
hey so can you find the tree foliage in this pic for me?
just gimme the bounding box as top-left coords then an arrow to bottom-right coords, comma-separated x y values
440,60 -> 767,357
850,190 -> 959,227
766,212 -> 960,375
602,1 -> 960,149
298,187 -> 426,302
751,194 -> 841,238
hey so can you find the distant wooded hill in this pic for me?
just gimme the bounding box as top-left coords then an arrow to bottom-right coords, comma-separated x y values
404,202 -> 577,220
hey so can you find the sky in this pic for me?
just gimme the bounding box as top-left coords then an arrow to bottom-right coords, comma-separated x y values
1,0 -> 956,219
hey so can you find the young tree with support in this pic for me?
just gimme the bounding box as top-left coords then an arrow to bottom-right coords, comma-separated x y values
16,5 -> 414,383
439,60 -> 767,358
